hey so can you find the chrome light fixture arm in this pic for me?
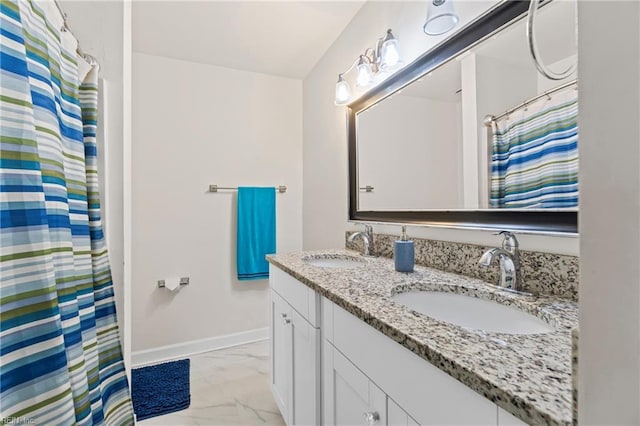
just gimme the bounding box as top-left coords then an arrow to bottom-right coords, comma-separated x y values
362,47 -> 380,74
527,0 -> 577,80
338,42 -> 384,80
341,56 -> 364,78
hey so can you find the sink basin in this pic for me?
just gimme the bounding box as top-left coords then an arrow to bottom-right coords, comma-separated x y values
303,256 -> 365,269
393,291 -> 553,335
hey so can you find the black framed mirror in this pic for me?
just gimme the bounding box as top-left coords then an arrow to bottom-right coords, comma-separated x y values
348,0 -> 578,233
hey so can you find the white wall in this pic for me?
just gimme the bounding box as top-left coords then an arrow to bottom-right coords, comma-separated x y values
60,1 -> 128,345
302,0 -> 579,256
578,2 -> 640,424
131,53 -> 302,353
358,94 -> 461,210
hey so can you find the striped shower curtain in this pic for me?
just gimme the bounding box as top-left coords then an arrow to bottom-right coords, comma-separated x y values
489,88 -> 578,208
1,0 -> 134,424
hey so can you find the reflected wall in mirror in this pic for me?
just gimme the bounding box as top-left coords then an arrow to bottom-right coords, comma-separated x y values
356,0 -> 577,213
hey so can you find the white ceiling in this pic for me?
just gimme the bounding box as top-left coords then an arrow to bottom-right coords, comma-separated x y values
132,1 -> 365,79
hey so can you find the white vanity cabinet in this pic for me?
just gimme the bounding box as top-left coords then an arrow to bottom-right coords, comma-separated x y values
269,266 -> 529,426
269,268 -> 321,426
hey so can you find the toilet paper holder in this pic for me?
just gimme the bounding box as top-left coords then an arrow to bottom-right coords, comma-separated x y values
157,277 -> 190,288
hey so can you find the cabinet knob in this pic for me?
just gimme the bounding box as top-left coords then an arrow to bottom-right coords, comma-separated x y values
280,313 -> 287,318
283,318 -> 291,325
363,411 -> 380,425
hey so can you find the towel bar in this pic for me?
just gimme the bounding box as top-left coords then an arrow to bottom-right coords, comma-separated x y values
208,185 -> 287,193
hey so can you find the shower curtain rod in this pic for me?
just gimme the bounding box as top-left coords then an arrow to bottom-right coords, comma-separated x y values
52,0 -> 98,66
484,78 -> 577,127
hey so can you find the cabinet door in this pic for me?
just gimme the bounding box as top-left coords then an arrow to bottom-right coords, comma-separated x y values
323,340 -> 386,426
290,309 -> 320,425
387,397 -> 419,426
270,290 -> 291,423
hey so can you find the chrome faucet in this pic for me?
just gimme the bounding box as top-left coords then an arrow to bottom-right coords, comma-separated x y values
348,224 -> 375,257
479,231 -> 529,295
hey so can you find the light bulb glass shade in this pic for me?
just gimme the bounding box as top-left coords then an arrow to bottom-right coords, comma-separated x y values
356,58 -> 374,87
380,38 -> 401,70
423,0 -> 459,36
334,75 -> 351,105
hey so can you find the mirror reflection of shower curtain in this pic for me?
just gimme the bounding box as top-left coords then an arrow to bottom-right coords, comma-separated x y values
489,89 -> 578,208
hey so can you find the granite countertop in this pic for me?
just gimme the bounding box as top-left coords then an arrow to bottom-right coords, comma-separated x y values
267,249 -> 578,426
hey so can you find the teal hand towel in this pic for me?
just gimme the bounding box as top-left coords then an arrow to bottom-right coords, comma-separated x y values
237,187 -> 276,281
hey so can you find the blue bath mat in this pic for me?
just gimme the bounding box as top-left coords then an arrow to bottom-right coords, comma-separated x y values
131,359 -> 191,421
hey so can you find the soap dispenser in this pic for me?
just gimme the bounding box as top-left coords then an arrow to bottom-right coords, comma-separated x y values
394,225 -> 414,273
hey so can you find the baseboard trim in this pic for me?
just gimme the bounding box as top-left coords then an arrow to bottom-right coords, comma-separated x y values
131,327 -> 269,367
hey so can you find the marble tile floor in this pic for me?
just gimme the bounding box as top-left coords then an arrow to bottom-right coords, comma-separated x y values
139,340 -> 285,426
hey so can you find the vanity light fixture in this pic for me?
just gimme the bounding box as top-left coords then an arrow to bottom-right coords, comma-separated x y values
423,0 -> 459,36
379,29 -> 401,70
356,56 -> 374,87
334,29 -> 402,105
334,74 -> 351,105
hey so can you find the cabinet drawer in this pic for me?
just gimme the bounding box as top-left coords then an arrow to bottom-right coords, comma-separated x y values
270,266 -> 320,327
332,302 -> 497,425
